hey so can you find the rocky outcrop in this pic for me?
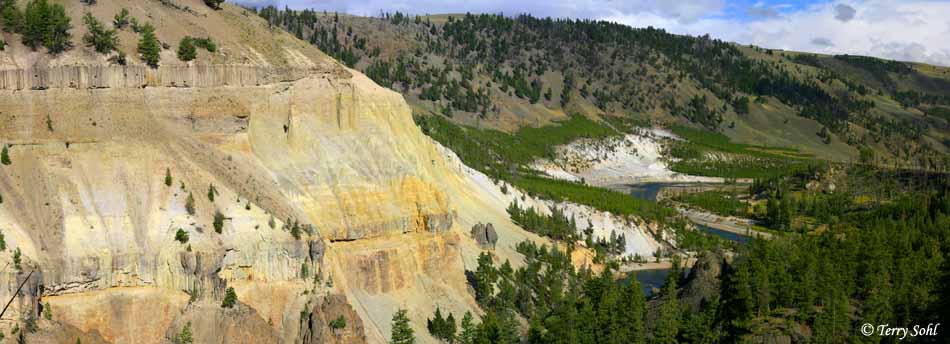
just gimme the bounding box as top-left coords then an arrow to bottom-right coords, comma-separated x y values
470,223 -> 498,249
0,2 -> 544,343
0,65 -> 324,90
677,252 -> 725,313
164,300 -> 281,344
531,129 -> 723,185
297,294 -> 366,344
645,251 -> 724,337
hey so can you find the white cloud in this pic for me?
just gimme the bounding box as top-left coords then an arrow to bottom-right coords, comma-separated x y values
606,0 -> 950,66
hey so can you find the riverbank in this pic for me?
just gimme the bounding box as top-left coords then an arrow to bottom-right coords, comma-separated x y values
619,257 -> 698,272
679,207 -> 773,240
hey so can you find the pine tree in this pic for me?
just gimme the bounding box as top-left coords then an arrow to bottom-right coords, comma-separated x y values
390,309 -> 415,344
207,184 -> 216,202
720,259 -> 754,339
1,0 -> 21,33
165,168 -> 172,187
654,275 -> 680,344
474,309 -> 519,344
457,311 -> 475,344
113,8 -> 129,29
22,0 -> 72,53
619,273 -> 646,344
221,287 -> 237,308
82,12 -> 117,54
137,22 -> 160,68
176,321 -> 193,344
427,307 -> 444,339
177,36 -> 196,61
444,313 -> 457,342
473,252 -> 497,306
427,307 -> 457,342
42,0 -> 70,53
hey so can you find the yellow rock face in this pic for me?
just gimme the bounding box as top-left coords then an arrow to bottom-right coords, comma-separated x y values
0,2 -> 545,343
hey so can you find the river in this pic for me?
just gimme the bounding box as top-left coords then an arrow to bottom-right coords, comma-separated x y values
621,182 -> 751,290
621,182 -> 753,243
622,267 -> 691,296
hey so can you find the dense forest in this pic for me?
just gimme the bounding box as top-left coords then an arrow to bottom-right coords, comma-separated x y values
411,166 -> 950,343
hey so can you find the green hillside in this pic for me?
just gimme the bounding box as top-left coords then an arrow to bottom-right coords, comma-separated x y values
248,8 -> 950,169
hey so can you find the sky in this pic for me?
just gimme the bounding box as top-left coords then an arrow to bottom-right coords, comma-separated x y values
231,0 -> 950,67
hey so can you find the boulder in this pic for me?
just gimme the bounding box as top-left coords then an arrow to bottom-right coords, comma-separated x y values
470,223 -> 498,249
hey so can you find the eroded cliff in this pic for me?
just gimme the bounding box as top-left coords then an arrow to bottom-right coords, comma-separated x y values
0,1 -> 542,343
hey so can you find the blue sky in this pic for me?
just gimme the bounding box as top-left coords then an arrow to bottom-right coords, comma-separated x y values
231,0 -> 950,66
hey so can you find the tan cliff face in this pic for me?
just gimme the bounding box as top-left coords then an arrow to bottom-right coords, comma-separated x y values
0,1 -> 544,343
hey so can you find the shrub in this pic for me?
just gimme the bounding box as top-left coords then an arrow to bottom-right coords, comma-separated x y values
165,168 -> 172,186
221,287 -> 237,308
108,51 -> 127,65
82,12 -> 117,54
174,228 -> 189,244
213,210 -> 224,233
329,315 -> 346,330
13,247 -> 21,270
185,192 -> 196,215
43,302 -> 51,320
289,221 -> 301,240
136,22 -> 160,68
207,184 -> 216,202
192,37 -> 216,53
1,145 -> 10,165
203,0 -> 224,10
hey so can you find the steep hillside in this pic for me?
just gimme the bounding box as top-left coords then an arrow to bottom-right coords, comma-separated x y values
254,9 -> 950,167
0,1 -> 561,343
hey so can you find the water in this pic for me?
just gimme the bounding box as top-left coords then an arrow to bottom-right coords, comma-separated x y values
624,182 -> 752,243
695,223 -> 752,244
624,182 -> 678,202
622,268 -> 691,297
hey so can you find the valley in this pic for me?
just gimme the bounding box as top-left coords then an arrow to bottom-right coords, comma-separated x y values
0,1 -> 947,343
